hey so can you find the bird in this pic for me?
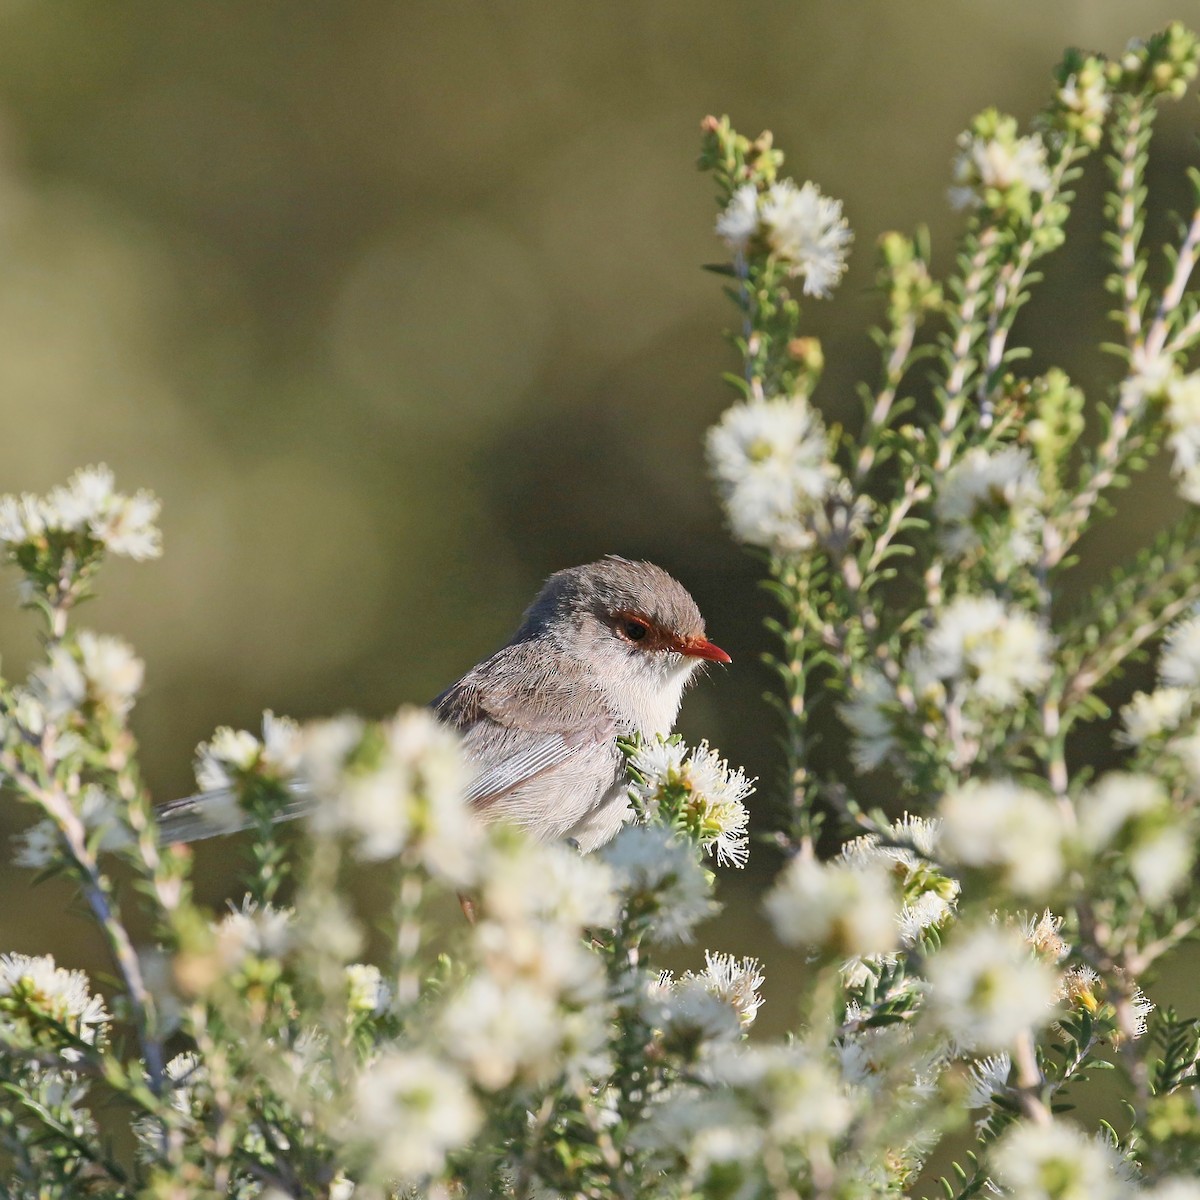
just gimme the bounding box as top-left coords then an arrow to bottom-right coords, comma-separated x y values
154,556 -> 730,852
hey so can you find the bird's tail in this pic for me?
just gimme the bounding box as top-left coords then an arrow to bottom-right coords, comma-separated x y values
154,785 -> 315,845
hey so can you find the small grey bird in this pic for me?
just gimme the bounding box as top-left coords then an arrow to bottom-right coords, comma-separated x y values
155,557 -> 730,851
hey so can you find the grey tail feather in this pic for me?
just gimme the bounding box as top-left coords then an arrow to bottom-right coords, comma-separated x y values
154,785 -> 315,846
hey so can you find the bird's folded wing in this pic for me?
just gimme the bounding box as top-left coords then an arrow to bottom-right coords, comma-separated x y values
432,640 -> 618,808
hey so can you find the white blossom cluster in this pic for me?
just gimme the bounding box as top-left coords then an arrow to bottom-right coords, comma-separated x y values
303,708 -> 478,879
912,593 -> 1053,709
1076,773 -> 1194,907
437,836 -> 615,1092
938,778 -> 1067,896
15,631 -> 145,730
842,594 -> 1054,772
841,814 -> 960,945
0,952 -> 111,1052
602,822 -> 717,943
949,115 -> 1051,212
706,394 -> 841,554
349,1049 -> 480,1183
0,464 -> 161,560
766,852 -> 901,964
635,1041 -> 863,1193
214,896 -> 295,970
1058,68 -> 1112,130
935,444 -> 1046,575
715,178 -> 853,298
1121,610 -> 1200,771
628,735 -> 754,867
990,1119 -> 1132,1200
194,710 -> 303,794
925,922 -> 1060,1053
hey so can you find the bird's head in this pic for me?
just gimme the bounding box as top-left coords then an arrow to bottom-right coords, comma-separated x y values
517,557 -> 730,724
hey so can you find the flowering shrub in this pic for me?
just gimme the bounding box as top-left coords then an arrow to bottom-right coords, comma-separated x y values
6,21 -> 1200,1200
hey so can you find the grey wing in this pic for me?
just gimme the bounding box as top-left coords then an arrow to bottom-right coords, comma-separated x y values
157,642 -> 618,846
433,641 -> 619,811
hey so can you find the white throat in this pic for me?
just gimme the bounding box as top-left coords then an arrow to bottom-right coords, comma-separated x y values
605,654 -> 699,737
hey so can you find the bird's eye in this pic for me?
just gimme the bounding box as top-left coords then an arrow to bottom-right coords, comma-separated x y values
622,619 -> 649,642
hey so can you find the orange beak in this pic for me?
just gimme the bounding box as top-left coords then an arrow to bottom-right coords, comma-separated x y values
679,636 -> 732,664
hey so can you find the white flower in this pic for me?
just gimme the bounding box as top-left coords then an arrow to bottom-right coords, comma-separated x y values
1128,985 -> 1155,1039
49,466 -> 115,532
603,825 -> 716,943
380,708 -> 478,883
1022,910 -> 1070,963
950,125 -> 1050,211
1120,687 -> 1193,744
43,465 -> 162,559
897,890 -> 957,946
261,711 -> 303,775
195,726 -> 262,793
840,668 -> 898,772
472,917 -> 604,1008
651,978 -> 744,1053
936,445 -> 1044,572
765,857 -> 899,958
328,1175 -> 355,1200
924,923 -> 1059,1052
1076,776 -> 1194,904
682,951 -> 765,1029
964,1053 -> 1011,1108
635,1085 -> 762,1182
706,396 -> 838,554
0,493 -> 51,545
194,711 -> 303,796
1131,825 -> 1194,907
13,785 -> 130,870
939,778 -> 1066,895
715,183 -> 759,251
76,632 -> 144,715
1058,73 -> 1111,124
842,814 -> 959,945
481,837 -> 617,932
215,897 -> 294,969
629,737 -> 755,868
0,953 -> 110,1048
352,1050 -> 479,1182
1160,610 -> 1200,689
92,491 -> 162,560
759,179 -> 852,297
1059,964 -> 1101,1010
990,1118 -> 1128,1200
345,963 -> 391,1016
836,1019 -> 936,1101
293,714 -> 364,797
1077,773 -> 1166,851
163,1050 -> 205,1116
29,644 -> 86,719
12,818 -> 60,869
440,974 -> 604,1090
1171,730 -> 1200,787
912,594 -> 1053,708
709,1043 -> 855,1143
305,708 -> 476,873
1120,350 -> 1177,410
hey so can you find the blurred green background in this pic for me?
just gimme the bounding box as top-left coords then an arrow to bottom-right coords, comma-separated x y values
0,1 -> 1197,1040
